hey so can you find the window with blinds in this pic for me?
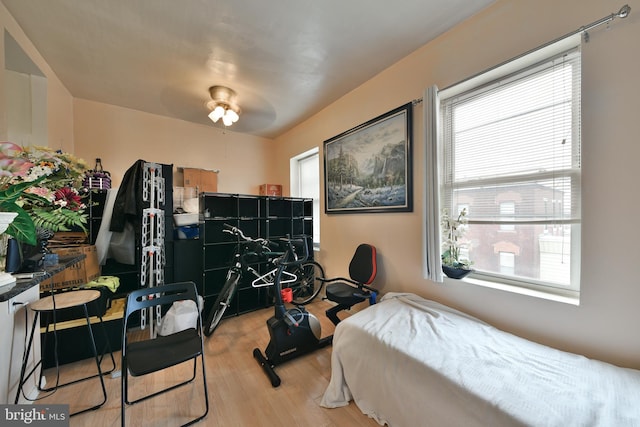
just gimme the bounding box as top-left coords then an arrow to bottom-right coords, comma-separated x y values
439,46 -> 581,292
291,148 -> 320,249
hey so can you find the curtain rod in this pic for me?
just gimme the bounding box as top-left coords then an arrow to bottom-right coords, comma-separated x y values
411,3 -> 631,101
581,4 -> 630,42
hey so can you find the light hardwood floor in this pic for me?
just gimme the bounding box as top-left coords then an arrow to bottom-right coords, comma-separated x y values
35,299 -> 380,426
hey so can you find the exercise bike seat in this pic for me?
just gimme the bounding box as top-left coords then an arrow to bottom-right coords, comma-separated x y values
324,244 -> 377,322
325,282 -> 371,306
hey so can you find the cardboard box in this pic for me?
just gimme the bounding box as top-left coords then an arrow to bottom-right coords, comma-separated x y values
49,231 -> 88,246
42,245 -> 100,291
259,184 -> 282,196
183,168 -> 218,193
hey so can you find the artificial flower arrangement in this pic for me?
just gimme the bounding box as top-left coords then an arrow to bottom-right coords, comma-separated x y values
441,207 -> 473,270
0,142 -> 88,246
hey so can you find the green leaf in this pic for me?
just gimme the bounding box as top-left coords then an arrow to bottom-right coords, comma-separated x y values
0,177 -> 47,245
0,180 -> 33,204
30,207 -> 87,233
5,204 -> 37,245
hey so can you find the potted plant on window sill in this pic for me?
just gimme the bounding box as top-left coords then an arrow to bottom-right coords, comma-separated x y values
441,207 -> 473,279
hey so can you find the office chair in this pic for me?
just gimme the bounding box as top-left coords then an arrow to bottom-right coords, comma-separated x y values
321,243 -> 378,325
121,281 -> 208,427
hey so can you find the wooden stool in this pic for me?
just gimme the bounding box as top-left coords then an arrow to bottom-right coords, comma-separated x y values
15,289 -> 115,416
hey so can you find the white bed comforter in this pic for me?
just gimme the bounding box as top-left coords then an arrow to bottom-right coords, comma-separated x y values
321,293 -> 640,427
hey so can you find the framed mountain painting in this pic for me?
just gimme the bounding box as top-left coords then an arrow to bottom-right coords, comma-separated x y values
324,102 -> 413,214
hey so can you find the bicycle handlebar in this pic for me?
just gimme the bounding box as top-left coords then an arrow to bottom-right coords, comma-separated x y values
223,223 -> 268,245
223,224 -> 290,263
223,223 -> 308,267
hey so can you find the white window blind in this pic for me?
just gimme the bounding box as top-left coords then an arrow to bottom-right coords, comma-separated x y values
291,148 -> 320,248
440,46 -> 581,291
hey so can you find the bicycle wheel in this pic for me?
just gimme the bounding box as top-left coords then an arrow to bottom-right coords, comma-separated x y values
204,270 -> 240,337
289,261 -> 325,305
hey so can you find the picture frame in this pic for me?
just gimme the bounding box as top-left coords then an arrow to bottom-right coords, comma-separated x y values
324,102 -> 413,214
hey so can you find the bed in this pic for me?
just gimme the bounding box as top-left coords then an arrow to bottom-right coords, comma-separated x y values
321,292 -> 640,427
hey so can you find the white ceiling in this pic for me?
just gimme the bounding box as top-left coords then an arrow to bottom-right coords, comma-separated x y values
2,0 -> 495,139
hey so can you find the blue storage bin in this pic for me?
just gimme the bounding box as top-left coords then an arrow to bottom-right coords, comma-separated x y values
175,225 -> 199,239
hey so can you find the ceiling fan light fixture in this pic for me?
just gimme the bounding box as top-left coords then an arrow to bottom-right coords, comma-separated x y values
207,86 -> 241,127
226,109 -> 239,123
208,105 -> 225,122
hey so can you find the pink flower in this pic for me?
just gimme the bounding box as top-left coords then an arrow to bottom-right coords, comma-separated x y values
0,142 -> 34,179
24,186 -> 55,201
0,141 -> 24,157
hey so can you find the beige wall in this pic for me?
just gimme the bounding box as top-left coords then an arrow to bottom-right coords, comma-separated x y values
275,0 -> 640,369
0,3 -> 74,152
72,99 -> 276,191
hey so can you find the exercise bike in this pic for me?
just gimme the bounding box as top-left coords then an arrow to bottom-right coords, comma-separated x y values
253,237 -> 332,387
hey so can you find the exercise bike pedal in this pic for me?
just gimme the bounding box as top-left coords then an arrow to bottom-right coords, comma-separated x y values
253,348 -> 281,387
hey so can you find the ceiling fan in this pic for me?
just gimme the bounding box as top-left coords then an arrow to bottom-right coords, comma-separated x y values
206,86 -> 241,127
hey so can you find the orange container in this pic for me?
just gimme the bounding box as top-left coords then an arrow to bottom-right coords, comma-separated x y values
281,287 -> 293,303
259,184 -> 282,196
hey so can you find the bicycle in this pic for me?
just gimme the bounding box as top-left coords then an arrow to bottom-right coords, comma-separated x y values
203,224 -> 324,337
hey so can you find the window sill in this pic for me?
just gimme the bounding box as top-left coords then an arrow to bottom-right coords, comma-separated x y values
448,275 -> 580,306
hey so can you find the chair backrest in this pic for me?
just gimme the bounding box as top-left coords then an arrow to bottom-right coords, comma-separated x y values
123,281 -> 200,332
348,244 -> 377,285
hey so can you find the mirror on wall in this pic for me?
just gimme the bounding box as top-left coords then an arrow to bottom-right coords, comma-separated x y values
4,30 -> 46,147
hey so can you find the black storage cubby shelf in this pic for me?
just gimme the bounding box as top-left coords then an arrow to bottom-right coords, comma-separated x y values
238,195 -> 260,218
175,192 -> 313,320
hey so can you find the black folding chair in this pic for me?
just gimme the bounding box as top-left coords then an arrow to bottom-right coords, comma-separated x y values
121,281 -> 208,427
321,243 -> 378,325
